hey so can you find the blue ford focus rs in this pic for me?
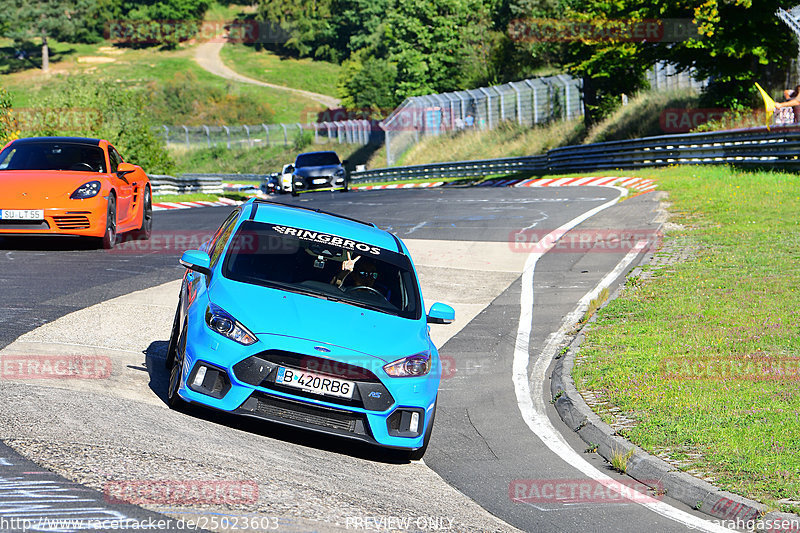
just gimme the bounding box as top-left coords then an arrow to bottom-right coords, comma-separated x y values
165,198 -> 454,458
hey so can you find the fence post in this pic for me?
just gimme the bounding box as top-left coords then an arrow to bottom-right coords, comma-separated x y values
479,87 -> 493,129
243,125 -> 251,147
223,125 -> 231,149
313,123 -> 319,144
162,125 -> 169,146
203,125 -> 211,148
182,125 -> 189,147
281,124 -> 288,146
262,123 -> 270,146
510,82 -> 522,125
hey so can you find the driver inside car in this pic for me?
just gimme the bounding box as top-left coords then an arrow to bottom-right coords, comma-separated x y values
332,253 -> 384,297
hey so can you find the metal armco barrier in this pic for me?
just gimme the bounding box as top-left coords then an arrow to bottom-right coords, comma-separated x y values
149,174 -> 223,195
150,126 -> 800,191
350,126 -> 800,183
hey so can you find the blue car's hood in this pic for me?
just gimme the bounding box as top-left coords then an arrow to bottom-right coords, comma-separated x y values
294,165 -> 342,178
208,279 -> 429,364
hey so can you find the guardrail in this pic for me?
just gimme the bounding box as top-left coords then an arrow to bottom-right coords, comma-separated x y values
349,126 -> 800,183
150,126 -> 800,192
149,174 -> 223,195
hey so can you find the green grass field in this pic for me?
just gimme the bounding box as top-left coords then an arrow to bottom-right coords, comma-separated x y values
220,43 -> 341,98
571,165 -> 800,513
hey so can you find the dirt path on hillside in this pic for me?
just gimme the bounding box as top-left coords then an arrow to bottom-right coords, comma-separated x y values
194,40 -> 340,109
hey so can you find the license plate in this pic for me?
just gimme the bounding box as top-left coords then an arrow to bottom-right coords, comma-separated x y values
0,209 -> 44,220
275,366 -> 355,399
312,178 -> 327,185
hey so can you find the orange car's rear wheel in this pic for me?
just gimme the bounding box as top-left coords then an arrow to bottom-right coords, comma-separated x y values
100,195 -> 117,250
129,186 -> 152,241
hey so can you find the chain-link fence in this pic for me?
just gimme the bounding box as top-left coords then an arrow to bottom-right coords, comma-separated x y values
157,121 -> 382,149
646,61 -> 705,91
159,64 -> 702,163
380,74 -> 583,165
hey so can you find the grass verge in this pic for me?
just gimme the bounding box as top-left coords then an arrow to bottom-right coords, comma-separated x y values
571,165 -> 800,514
153,192 -> 251,203
220,43 -> 340,99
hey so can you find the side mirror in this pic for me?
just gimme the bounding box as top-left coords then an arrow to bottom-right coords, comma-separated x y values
427,303 -> 455,325
285,165 -> 294,173
116,162 -> 136,178
179,250 -> 212,276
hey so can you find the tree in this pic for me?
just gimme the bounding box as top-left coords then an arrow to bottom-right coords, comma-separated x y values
665,0 -> 795,108
3,0 -> 97,71
338,52 -> 399,112
558,0 -> 796,123
383,0 -> 494,99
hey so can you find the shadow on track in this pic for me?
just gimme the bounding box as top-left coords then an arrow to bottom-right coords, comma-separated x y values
143,340 -> 412,465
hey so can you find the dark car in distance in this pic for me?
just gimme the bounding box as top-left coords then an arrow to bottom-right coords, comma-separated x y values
288,151 -> 348,196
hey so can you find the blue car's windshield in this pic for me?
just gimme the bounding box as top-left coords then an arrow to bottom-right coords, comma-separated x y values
221,220 -> 422,320
0,142 -> 107,172
295,152 -> 340,167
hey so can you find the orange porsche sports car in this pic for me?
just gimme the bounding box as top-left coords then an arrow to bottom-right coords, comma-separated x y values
0,137 -> 152,249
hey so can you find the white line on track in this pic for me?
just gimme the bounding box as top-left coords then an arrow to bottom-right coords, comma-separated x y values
512,186 -> 734,532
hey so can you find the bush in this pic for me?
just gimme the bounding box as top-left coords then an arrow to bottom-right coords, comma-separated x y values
146,71 -> 275,125
0,88 -> 18,145
24,75 -> 174,173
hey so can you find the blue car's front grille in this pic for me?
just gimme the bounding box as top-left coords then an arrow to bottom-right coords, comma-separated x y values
242,392 -> 368,435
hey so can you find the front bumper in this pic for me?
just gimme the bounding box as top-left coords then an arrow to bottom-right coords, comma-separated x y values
0,198 -> 108,238
177,318 -> 438,450
294,175 -> 347,193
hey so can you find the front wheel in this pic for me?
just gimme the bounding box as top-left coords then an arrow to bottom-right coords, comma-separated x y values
166,325 -> 186,409
291,181 -> 299,197
341,177 -> 349,192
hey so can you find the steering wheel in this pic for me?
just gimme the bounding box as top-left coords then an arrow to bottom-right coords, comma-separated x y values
348,285 -> 385,298
69,162 -> 95,171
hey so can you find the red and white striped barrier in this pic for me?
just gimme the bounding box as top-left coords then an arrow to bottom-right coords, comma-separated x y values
153,198 -> 241,211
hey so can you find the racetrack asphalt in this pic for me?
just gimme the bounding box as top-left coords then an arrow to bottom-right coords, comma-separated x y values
0,186 -> 737,532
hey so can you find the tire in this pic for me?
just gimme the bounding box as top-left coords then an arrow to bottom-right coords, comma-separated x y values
341,177 -> 349,193
408,399 -> 437,461
291,180 -> 299,197
129,186 -> 152,241
167,324 -> 187,409
100,195 -> 117,250
165,301 -> 181,370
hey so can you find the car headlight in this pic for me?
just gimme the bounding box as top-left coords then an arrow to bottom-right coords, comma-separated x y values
383,352 -> 432,377
70,180 -> 101,199
334,168 -> 345,177
205,303 -> 258,345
